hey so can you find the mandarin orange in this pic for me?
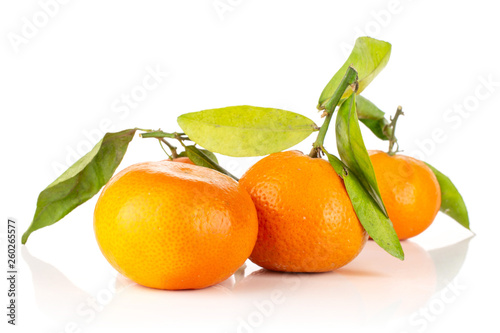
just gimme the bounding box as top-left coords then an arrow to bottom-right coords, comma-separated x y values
368,150 -> 441,240
239,150 -> 367,272
94,161 -> 258,290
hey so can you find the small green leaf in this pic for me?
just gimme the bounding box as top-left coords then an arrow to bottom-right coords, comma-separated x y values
359,118 -> 390,141
318,37 -> 391,109
199,149 -> 218,164
356,95 -> 386,120
324,151 -> 403,260
184,146 -> 218,168
425,163 -> 470,229
336,94 -> 388,217
356,95 -> 390,140
185,145 -> 238,181
22,129 -> 137,244
183,148 -> 218,164
177,106 -> 317,157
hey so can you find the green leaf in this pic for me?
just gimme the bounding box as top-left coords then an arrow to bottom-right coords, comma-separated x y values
356,95 -> 386,120
318,37 -> 392,109
181,147 -> 218,164
22,129 -> 137,244
177,105 -> 317,157
185,145 -> 238,181
199,149 -> 218,164
425,163 -> 470,229
324,151 -> 404,260
356,95 -> 390,140
359,118 -> 390,141
336,94 -> 388,217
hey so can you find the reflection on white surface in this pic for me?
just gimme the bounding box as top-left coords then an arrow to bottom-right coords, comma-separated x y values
22,246 -> 90,322
23,237 -> 471,333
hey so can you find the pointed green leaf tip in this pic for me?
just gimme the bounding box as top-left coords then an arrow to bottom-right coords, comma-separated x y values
185,145 -> 238,181
356,95 -> 391,141
425,163 -> 470,230
318,37 -> 391,109
22,129 -> 136,244
178,105 -> 317,157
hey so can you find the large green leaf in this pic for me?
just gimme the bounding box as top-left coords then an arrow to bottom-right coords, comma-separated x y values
356,95 -> 390,140
178,106 -> 317,157
185,145 -> 238,181
318,37 -> 391,110
336,94 -> 388,217
325,151 -> 403,260
425,163 -> 470,229
22,129 -> 137,244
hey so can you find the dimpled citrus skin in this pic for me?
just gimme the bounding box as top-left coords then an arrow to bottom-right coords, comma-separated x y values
94,161 -> 258,290
368,150 -> 441,240
239,150 -> 368,272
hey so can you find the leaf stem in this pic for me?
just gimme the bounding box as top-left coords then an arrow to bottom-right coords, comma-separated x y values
386,106 -> 404,156
140,130 -> 189,158
158,140 -> 173,159
309,66 -> 359,158
160,138 -> 179,159
141,131 -> 178,139
135,127 -> 155,132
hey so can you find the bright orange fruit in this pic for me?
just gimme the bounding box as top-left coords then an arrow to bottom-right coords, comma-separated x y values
94,161 -> 258,290
239,150 -> 368,272
368,150 -> 441,240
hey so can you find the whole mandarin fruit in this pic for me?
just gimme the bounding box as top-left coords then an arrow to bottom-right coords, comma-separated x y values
239,150 -> 368,272
368,150 -> 441,240
94,161 -> 258,290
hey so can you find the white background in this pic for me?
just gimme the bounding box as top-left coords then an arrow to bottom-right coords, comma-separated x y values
1,0 -> 499,332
